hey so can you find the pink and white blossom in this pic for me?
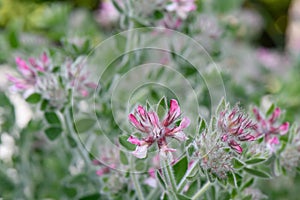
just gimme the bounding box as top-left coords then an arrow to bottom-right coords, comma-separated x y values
128,99 -> 190,159
218,106 -> 257,154
253,107 -> 289,152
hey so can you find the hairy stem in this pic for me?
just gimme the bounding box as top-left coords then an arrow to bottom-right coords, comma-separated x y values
64,107 -> 90,166
191,181 -> 211,200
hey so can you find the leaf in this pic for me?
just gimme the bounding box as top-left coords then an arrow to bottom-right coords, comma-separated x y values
26,93 -> 41,104
45,112 -> 61,125
241,178 -> 254,190
74,118 -> 96,133
45,126 -> 62,140
153,10 -> 164,20
119,150 -> 129,165
245,158 -> 266,165
176,193 -> 191,200
198,117 -> 207,135
266,103 -> 275,117
119,135 -> 136,151
67,135 -> 77,148
173,156 -> 188,184
244,167 -> 271,179
216,97 -> 226,114
112,0 -> 123,13
156,96 -> 167,119
228,172 -> 242,188
233,158 -> 245,169
156,171 -> 167,190
185,180 -> 198,197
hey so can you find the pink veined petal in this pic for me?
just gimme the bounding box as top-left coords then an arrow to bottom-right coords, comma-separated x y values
173,131 -> 188,141
169,99 -> 180,118
127,136 -> 144,146
137,105 -> 147,119
239,134 -> 256,141
147,112 -> 160,127
132,145 -> 148,159
221,134 -> 228,142
279,122 -> 289,135
179,117 -> 190,129
253,107 -> 262,121
129,114 -> 141,128
163,99 -> 181,126
267,136 -> 279,145
229,140 -> 243,154
269,107 -> 281,123
15,57 -> 32,76
28,58 -> 45,72
7,74 -> 28,90
41,52 -> 49,65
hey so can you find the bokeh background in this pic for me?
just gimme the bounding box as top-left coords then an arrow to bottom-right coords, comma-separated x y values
1,0 -> 300,199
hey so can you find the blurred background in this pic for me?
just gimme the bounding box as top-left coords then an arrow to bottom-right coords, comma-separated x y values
1,0 -> 300,199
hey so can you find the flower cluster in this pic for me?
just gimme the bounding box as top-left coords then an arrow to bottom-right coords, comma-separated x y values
8,53 -> 97,107
128,99 -> 190,159
218,106 -> 257,154
253,107 -> 289,152
7,52 -> 50,93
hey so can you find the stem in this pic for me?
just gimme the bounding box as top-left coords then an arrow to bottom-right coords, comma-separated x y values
177,159 -> 199,192
191,181 -> 211,200
130,157 -> 144,200
161,158 -> 177,194
64,107 -> 90,166
146,187 -> 160,200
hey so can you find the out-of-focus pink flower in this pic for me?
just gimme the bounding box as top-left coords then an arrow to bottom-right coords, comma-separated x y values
128,99 -> 190,159
66,60 -> 98,97
253,107 -> 289,152
166,0 -> 197,19
218,106 -> 257,154
95,0 -> 120,27
256,48 -> 290,70
7,53 -> 50,91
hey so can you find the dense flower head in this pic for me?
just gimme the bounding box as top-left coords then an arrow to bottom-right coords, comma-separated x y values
192,129 -> 234,179
218,106 -> 257,154
253,107 -> 289,152
128,99 -> 190,159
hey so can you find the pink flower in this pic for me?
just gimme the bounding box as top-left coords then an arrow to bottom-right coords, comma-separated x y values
66,59 -> 98,97
128,99 -> 190,159
218,106 -> 257,154
95,0 -> 120,27
7,53 -> 50,91
166,0 -> 197,19
253,107 -> 289,152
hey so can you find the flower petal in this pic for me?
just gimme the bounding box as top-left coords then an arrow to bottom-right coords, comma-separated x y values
279,122 -> 289,135
179,117 -> 190,129
127,135 -> 144,146
132,145 -> 148,159
269,107 -> 281,123
173,131 -> 188,141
